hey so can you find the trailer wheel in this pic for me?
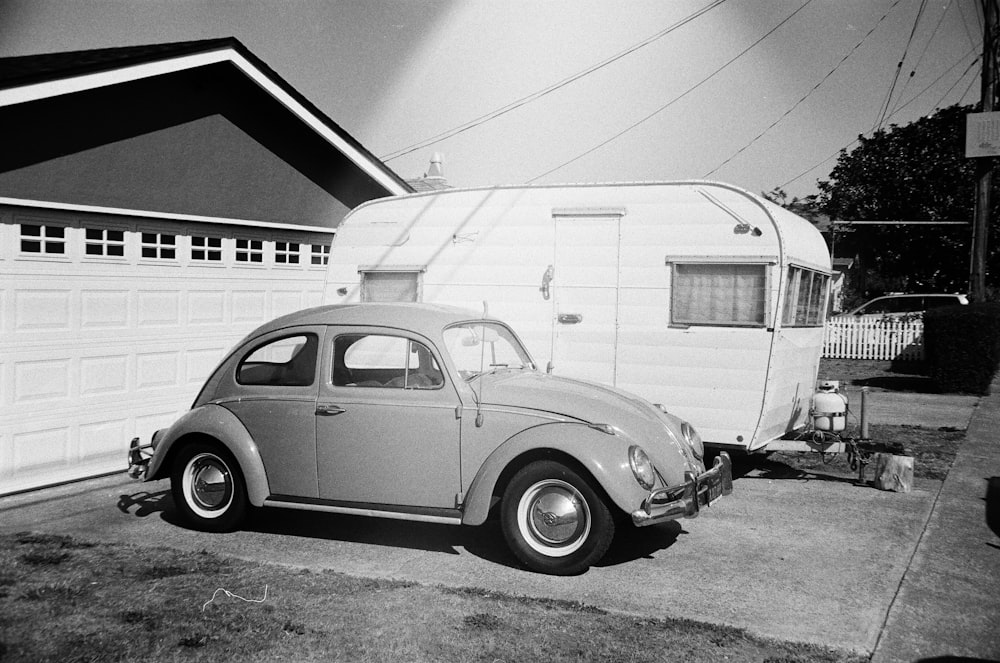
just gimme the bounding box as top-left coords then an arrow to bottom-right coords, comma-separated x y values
171,442 -> 247,533
500,460 -> 614,575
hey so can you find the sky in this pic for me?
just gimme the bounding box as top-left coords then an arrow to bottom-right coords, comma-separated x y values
0,0 -> 984,199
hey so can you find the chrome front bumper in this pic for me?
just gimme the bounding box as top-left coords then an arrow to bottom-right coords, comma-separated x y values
631,452 -> 733,526
126,436 -> 153,480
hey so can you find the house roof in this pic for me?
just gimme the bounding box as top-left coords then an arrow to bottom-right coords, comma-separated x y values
0,39 -> 237,87
0,38 -> 412,217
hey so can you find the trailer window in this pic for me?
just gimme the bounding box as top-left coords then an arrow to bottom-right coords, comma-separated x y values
360,270 -> 420,302
671,263 -> 767,326
782,266 -> 830,326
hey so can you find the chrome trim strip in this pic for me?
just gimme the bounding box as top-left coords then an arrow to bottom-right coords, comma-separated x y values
263,498 -> 463,525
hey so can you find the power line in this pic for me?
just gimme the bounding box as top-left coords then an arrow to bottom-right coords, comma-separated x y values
704,0 -> 903,179
890,0 -> 954,117
957,0 -> 981,50
872,0 -> 928,133
937,55 -> 983,107
956,59 -> 983,104
526,0 -> 817,183
777,48 -> 979,190
378,0 -> 728,162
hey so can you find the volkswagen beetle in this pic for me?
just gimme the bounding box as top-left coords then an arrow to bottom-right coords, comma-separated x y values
128,303 -> 731,575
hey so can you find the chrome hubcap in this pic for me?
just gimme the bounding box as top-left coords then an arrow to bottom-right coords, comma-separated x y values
518,479 -> 590,557
184,453 -> 232,516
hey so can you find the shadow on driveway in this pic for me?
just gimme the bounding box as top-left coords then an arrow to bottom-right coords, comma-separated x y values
728,453 -> 861,485
116,489 -> 171,518
987,476 -> 1000,550
115,487 -> 684,573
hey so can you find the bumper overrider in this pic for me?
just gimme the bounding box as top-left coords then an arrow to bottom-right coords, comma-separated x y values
631,452 -> 733,526
126,436 -> 155,480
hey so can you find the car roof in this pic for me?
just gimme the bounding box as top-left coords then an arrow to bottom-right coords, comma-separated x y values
247,303 -> 490,340
870,293 -> 961,299
843,293 -> 967,315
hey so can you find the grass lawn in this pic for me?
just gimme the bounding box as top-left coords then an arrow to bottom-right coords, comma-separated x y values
0,532 -> 866,663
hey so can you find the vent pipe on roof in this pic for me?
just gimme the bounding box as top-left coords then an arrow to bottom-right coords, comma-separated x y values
425,152 -> 444,179
406,153 -> 450,191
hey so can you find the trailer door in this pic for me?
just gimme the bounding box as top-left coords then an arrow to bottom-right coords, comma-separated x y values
551,212 -> 622,385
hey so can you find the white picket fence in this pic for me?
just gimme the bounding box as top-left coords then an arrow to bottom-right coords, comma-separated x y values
823,317 -> 924,361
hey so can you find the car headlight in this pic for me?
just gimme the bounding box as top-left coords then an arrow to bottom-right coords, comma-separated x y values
681,422 -> 704,461
628,445 -> 656,490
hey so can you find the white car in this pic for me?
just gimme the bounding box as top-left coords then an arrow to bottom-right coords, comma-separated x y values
837,293 -> 968,320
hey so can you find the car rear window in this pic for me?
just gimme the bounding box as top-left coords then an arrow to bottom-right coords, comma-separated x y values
237,334 -> 318,387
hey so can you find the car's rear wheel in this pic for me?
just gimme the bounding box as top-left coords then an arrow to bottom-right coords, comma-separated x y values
171,442 -> 247,532
500,460 -> 614,575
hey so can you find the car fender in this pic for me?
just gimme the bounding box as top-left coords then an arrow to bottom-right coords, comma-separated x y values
145,403 -> 270,507
461,422 -> 647,526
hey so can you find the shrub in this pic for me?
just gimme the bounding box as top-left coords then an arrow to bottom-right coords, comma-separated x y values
924,302 -> 1000,394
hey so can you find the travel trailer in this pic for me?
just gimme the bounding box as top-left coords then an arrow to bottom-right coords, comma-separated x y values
324,181 -> 832,452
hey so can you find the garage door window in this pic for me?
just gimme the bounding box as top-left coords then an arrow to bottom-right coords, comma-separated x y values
191,236 -> 223,262
236,239 -> 264,264
85,228 -> 126,258
20,223 -> 66,255
671,263 -> 767,326
141,232 -> 176,260
311,244 -> 330,266
275,241 -> 300,265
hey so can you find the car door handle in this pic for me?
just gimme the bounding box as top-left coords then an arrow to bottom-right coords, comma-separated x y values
316,404 -> 346,416
557,313 -> 583,324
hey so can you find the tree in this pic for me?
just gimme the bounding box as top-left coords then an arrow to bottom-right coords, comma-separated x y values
763,188 -> 826,225
813,104 -> 1000,299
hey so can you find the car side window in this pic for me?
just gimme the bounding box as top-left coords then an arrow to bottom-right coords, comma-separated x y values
237,334 -> 318,386
332,334 -> 443,389
860,298 -> 906,314
924,296 -> 953,310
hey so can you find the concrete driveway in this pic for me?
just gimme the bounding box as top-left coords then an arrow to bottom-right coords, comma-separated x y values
0,462 -> 943,655
841,386 -> 979,429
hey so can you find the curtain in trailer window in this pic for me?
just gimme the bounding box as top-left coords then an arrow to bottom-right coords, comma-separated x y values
672,263 -> 766,326
360,271 -> 419,302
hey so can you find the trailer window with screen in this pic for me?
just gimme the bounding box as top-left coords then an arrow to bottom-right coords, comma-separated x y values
360,270 -> 420,302
781,266 -> 830,327
670,263 -> 767,326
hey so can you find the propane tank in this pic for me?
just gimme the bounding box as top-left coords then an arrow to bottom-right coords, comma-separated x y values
812,380 -> 848,432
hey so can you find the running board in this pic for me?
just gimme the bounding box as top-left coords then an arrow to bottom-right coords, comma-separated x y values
263,497 -> 463,525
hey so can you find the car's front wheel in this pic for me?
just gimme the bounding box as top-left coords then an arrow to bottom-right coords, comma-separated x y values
500,460 -> 615,575
171,442 -> 247,532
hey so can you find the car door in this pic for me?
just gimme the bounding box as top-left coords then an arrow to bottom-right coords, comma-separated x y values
221,326 -> 324,498
315,327 -> 462,509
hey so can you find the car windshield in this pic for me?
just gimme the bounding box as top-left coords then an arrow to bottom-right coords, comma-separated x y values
443,321 -> 534,379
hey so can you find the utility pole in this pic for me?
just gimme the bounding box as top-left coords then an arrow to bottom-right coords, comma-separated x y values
971,0 -> 998,301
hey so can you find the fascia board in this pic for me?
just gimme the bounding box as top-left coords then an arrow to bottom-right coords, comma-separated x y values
0,196 -> 337,235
